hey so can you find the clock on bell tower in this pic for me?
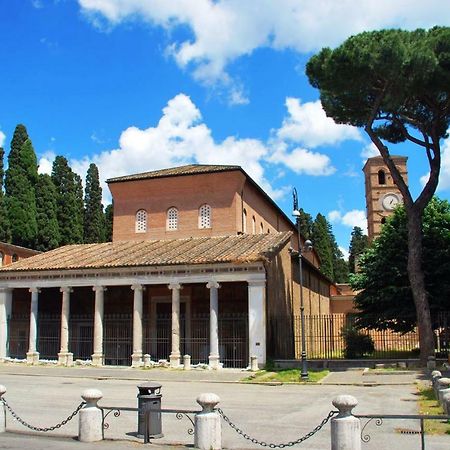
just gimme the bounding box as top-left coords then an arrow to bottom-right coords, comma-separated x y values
363,155 -> 408,241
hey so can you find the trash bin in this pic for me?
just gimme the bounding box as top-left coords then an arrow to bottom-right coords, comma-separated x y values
137,382 -> 163,438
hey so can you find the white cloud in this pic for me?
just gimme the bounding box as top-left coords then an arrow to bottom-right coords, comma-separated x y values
0,130 -> 5,148
78,0 -> 450,90
38,151 -> 56,175
328,209 -> 367,233
361,142 -> 379,160
339,246 -> 349,261
421,135 -> 450,192
276,98 -> 361,148
65,93 -> 285,203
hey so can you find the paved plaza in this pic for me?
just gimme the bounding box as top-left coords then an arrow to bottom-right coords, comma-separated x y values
0,364 -> 449,449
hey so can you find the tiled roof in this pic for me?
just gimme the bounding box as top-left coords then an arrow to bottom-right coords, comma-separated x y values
0,232 -> 292,272
107,164 -> 241,183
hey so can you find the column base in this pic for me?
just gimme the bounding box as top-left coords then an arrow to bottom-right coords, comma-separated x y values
169,353 -> 181,368
91,353 -> 104,366
131,352 -> 143,368
26,352 -> 40,365
58,352 -> 74,366
208,354 -> 221,370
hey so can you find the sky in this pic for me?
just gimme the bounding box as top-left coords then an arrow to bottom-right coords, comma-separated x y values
1,0 -> 450,257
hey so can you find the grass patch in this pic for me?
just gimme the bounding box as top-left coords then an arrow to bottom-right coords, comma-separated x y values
242,368 -> 329,383
416,385 -> 450,435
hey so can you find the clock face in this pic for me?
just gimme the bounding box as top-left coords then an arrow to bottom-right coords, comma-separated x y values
381,193 -> 401,211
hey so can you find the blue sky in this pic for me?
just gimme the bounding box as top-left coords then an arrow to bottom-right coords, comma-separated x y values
1,0 -> 450,255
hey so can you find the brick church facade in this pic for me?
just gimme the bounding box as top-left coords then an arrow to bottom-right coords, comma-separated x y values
0,165 -> 332,368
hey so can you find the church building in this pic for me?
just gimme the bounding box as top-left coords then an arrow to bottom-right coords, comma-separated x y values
0,165 -> 332,368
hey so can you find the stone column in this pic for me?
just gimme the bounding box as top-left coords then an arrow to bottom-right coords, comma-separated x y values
0,289 -> 12,360
131,284 -> 144,367
168,283 -> 182,368
27,287 -> 40,364
331,395 -> 361,450
58,287 -> 73,366
207,281 -> 221,369
247,280 -> 266,367
92,286 -> 105,366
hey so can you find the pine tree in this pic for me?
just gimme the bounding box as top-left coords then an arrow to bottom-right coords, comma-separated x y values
104,202 -> 113,242
328,224 -> 349,283
35,174 -> 60,251
4,126 -> 38,247
84,163 -> 105,243
348,226 -> 369,273
0,145 -> 11,242
312,213 -> 334,280
51,156 -> 83,245
298,208 -> 313,240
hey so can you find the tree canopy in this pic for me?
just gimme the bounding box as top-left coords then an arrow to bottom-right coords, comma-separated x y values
84,163 -> 105,243
351,198 -> 450,333
348,226 -> 368,274
0,145 -> 10,242
306,26 -> 450,362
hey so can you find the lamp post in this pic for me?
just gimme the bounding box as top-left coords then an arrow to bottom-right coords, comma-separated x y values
292,188 -> 312,380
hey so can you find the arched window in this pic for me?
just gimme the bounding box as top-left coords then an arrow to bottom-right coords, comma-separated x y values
0,251 -> 3,267
243,209 -> 247,233
260,222 -> 264,234
11,254 -> 18,263
252,216 -> 256,234
135,209 -> 147,233
198,204 -> 212,229
167,207 -> 178,231
378,169 -> 386,185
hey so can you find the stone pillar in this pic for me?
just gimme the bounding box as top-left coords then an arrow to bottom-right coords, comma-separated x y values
247,280 -> 266,367
207,281 -> 220,369
131,284 -> 144,367
78,389 -> 103,442
92,286 -> 105,366
0,385 -> 6,433
0,289 -> 12,360
432,370 -> 442,397
58,287 -> 73,366
194,393 -> 221,450
443,391 -> 450,415
437,378 -> 450,405
331,395 -> 361,450
27,288 -> 40,364
168,283 -> 182,368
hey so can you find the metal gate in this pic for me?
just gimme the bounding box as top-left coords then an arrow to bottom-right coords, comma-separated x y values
37,314 -> 60,360
7,314 -> 29,359
69,315 -> 94,360
104,314 -> 132,366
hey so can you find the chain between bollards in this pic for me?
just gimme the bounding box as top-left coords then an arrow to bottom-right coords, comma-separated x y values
1,397 -> 85,432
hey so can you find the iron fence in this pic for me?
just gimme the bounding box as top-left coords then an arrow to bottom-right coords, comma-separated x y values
69,315 -> 94,360
104,314 -> 132,366
37,314 -> 61,359
273,313 -> 450,360
7,314 -> 29,359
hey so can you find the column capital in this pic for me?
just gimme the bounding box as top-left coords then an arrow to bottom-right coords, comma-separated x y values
92,285 -> 107,292
247,280 -> 266,287
29,287 -> 41,294
131,284 -> 145,292
206,281 -> 221,290
60,286 -> 73,294
168,283 -> 182,291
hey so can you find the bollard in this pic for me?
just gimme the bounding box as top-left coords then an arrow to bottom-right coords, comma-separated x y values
143,354 -> 151,368
437,378 -> 450,405
78,389 -> 103,442
184,354 -> 191,371
0,385 -> 5,433
195,393 -> 221,450
443,392 -> 450,416
250,355 -> 259,371
331,395 -> 361,450
427,356 -> 436,370
432,371 -> 442,397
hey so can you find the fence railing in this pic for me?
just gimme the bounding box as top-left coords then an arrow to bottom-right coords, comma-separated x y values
272,312 -> 450,360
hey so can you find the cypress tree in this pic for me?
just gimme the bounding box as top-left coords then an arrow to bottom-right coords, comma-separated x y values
35,174 -> 60,251
0,145 -> 11,242
4,126 -> 38,247
74,173 -> 84,243
298,208 -> 313,240
348,226 -> 369,273
51,156 -> 83,245
84,163 -> 105,243
104,202 -> 113,242
312,213 -> 334,280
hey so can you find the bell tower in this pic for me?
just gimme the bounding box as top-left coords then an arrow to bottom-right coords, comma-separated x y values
363,156 -> 408,241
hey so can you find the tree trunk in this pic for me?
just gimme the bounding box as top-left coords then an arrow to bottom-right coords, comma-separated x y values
406,207 -> 434,364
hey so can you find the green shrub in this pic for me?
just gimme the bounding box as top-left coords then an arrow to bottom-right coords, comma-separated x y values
341,326 -> 375,359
